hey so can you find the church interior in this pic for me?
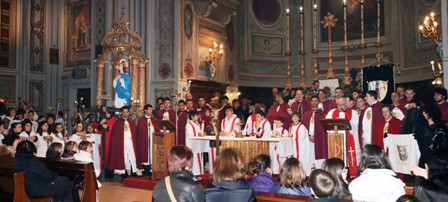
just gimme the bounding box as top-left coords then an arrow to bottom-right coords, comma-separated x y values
1,0 -> 448,201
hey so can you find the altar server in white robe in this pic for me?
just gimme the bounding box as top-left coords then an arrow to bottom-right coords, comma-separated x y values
252,110 -> 272,138
289,113 -> 314,175
185,110 -> 209,177
270,117 -> 287,174
35,122 -> 53,157
325,96 -> 361,177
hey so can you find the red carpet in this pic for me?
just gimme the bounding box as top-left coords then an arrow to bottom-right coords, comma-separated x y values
123,172 -> 212,190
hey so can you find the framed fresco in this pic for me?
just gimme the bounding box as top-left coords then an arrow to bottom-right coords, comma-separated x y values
184,3 -> 193,39
0,75 -> 16,103
319,0 -> 385,43
252,34 -> 284,56
65,0 -> 92,68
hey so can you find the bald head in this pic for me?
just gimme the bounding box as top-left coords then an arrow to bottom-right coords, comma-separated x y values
336,97 -> 347,112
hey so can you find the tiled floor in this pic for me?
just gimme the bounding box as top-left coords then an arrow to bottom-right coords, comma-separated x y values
98,181 -> 152,202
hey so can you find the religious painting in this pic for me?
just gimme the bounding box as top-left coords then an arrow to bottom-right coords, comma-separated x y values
0,75 -> 16,103
184,3 -> 193,39
252,34 -> 284,56
49,48 -> 59,65
65,0 -> 91,68
320,0 -> 385,42
198,46 -> 212,80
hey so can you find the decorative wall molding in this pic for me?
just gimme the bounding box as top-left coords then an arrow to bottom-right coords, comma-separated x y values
157,0 -> 173,79
29,80 -> 44,112
96,0 -> 105,41
30,0 -> 45,73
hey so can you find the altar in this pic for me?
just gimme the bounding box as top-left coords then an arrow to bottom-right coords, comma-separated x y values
189,136 -> 293,166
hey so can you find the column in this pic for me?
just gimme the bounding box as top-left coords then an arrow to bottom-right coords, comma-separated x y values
95,58 -> 107,106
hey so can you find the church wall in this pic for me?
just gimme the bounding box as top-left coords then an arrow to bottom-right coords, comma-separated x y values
237,0 -> 438,88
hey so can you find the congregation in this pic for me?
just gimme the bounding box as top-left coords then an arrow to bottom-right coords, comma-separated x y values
1,81 -> 448,202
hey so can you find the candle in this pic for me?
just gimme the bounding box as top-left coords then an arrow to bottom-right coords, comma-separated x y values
201,121 -> 205,136
313,4 -> 317,50
431,61 -> 435,71
344,0 -> 347,46
299,6 -> 303,13
208,48 -> 212,53
286,8 -> 290,51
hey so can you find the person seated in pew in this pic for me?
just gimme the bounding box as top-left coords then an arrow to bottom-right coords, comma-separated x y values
46,142 -> 63,160
308,169 -> 340,202
245,154 -> 277,193
271,157 -> 311,196
74,141 -> 101,179
349,144 -> 405,202
411,147 -> 448,202
396,194 -> 421,202
62,141 -> 78,159
152,145 -> 205,202
322,158 -> 351,200
206,148 -> 256,202
14,140 -> 79,202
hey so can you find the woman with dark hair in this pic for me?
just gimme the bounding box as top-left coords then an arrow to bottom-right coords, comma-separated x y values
14,141 -> 77,201
153,145 -> 204,202
62,141 -> 78,159
206,148 -> 255,202
349,144 -> 405,202
411,147 -> 448,201
400,107 -> 431,167
246,154 -> 277,192
46,142 -> 63,160
422,104 -> 448,152
322,158 -> 351,199
271,157 -> 311,196
35,121 -> 53,157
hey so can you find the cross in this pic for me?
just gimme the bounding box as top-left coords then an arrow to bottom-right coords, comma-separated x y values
348,146 -> 355,167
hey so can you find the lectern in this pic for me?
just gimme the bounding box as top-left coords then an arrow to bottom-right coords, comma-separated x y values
152,120 -> 176,180
320,118 -> 351,164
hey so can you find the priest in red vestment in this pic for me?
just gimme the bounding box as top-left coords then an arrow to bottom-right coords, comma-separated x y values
99,110 -> 116,166
185,92 -> 199,109
375,105 -> 402,149
136,104 -> 157,174
434,87 -> 448,122
302,95 -> 327,168
362,90 -> 384,146
290,89 -> 311,120
197,97 -> 212,129
327,87 -> 345,112
318,89 -> 331,115
177,100 -> 188,145
106,106 -> 140,175
156,97 -> 177,143
267,92 -> 292,129
326,96 -> 361,177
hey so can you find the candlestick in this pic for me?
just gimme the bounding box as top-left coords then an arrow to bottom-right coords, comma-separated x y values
299,1 -> 306,88
322,12 -> 337,79
312,2 -> 319,81
376,0 -> 383,66
343,0 -> 350,85
285,8 -> 292,90
359,0 -> 365,89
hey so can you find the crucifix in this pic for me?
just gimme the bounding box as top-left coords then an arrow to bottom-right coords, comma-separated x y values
348,146 -> 355,167
321,12 -> 337,79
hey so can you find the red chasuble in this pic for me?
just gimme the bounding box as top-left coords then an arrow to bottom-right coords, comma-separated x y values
302,108 -> 327,159
267,102 -> 292,129
368,102 -> 385,146
327,100 -> 337,112
374,117 -> 402,149
321,100 -> 331,115
331,109 -> 358,177
136,115 -> 158,168
198,106 -> 211,127
291,100 -> 311,117
106,117 -> 138,170
104,117 -> 116,163
177,110 -> 188,146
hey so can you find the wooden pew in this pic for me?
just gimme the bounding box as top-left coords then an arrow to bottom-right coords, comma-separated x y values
14,171 -> 52,202
39,158 -> 98,202
0,167 -> 52,202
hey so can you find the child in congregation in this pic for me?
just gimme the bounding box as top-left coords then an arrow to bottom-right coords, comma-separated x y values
308,169 -> 340,202
246,154 -> 277,192
51,123 -> 67,145
322,158 -> 351,200
46,142 -> 63,160
35,121 -> 54,157
74,141 -> 101,179
62,141 -> 78,159
70,123 -> 87,144
19,120 -> 37,141
4,122 -> 22,145
289,113 -> 314,175
271,157 -> 311,196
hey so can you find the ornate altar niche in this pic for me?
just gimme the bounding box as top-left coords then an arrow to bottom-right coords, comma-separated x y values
95,8 -> 149,114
